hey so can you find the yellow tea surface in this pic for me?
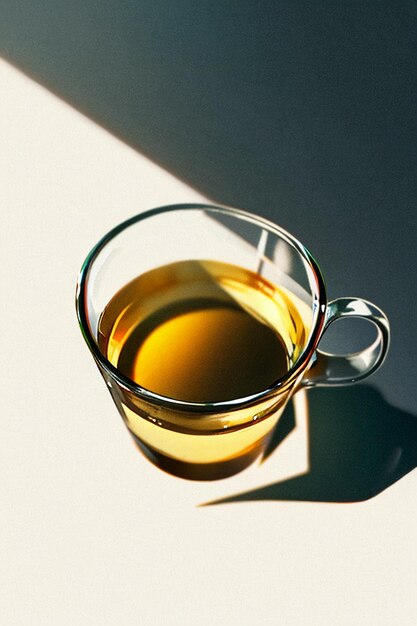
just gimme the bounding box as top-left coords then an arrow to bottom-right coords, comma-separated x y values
98,260 -> 307,402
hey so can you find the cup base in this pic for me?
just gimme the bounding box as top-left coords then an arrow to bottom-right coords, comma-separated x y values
131,433 -> 264,481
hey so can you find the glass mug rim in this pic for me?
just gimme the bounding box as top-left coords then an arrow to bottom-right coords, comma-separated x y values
76,203 -> 327,413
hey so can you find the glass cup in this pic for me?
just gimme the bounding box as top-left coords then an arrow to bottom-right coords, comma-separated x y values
76,204 -> 390,480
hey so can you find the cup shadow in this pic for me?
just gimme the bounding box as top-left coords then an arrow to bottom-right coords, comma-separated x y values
207,384 -> 417,505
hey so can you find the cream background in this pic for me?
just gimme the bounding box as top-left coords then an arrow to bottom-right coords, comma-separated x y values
1,59 -> 416,626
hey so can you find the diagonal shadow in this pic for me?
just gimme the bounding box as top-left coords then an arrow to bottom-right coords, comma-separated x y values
1,3 -> 415,414
1,4 -> 416,418
206,385 -> 417,505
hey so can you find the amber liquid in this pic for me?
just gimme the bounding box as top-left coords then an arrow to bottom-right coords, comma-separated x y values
98,260 -> 310,479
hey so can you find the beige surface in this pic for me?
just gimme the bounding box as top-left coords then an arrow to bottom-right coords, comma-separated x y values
1,59 -> 416,626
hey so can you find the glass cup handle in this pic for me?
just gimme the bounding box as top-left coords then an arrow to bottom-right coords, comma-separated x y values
302,297 -> 390,387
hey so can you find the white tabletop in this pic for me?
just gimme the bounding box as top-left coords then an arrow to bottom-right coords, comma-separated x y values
1,58 -> 416,626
